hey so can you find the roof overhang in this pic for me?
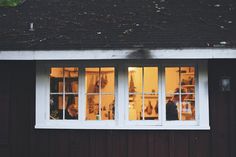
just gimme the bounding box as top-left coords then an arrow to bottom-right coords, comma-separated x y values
0,49 -> 236,60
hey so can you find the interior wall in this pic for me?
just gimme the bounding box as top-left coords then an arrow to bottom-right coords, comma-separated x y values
0,60 -> 235,157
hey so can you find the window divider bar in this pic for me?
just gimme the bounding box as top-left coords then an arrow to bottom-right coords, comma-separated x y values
79,68 -> 85,121
99,68 -> 102,120
160,65 -> 165,124
179,67 -> 182,121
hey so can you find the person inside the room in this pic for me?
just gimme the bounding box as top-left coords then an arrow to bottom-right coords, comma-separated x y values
166,88 -> 186,120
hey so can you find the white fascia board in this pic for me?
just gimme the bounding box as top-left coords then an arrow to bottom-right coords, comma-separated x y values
0,49 -> 236,60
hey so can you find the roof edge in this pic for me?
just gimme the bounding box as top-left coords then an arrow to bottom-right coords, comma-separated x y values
1,49 -> 236,60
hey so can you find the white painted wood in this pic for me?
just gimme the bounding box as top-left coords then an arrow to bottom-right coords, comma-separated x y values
35,123 -> 210,130
78,68 -> 84,121
35,60 -> 210,130
198,61 -> 210,128
1,49 -> 236,60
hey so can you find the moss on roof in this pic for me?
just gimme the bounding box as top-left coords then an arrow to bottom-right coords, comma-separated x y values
0,0 -> 21,7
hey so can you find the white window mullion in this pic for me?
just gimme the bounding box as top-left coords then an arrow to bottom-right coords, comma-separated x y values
124,66 -> 129,126
114,65 -> 119,125
117,65 -> 125,127
142,67 -> 145,120
62,67 -> 65,120
79,68 -> 85,121
195,64 -> 200,124
161,65 -> 166,124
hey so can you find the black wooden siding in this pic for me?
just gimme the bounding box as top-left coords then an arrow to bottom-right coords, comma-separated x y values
0,0 -> 236,50
0,60 -> 236,157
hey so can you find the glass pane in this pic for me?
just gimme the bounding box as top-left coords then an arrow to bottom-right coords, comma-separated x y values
129,94 -> 143,120
50,94 -> 63,119
180,67 -> 195,93
144,67 -> 158,93
64,67 -> 79,78
101,95 -> 115,120
64,67 -> 78,93
86,94 -> 99,120
144,94 -> 158,120
181,94 -> 195,120
101,67 -> 115,93
165,67 -> 180,94
65,78 -> 78,93
65,94 -> 78,119
50,67 -> 63,93
166,94 -> 180,121
128,67 -> 142,93
86,68 -> 100,93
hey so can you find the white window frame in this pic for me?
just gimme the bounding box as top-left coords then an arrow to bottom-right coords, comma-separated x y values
35,60 -> 210,130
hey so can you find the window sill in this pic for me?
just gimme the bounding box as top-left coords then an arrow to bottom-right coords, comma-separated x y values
35,124 -> 210,130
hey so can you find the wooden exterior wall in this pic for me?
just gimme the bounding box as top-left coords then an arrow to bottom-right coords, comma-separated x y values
0,60 -> 236,157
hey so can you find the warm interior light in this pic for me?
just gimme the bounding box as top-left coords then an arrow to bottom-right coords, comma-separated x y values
128,67 -> 137,72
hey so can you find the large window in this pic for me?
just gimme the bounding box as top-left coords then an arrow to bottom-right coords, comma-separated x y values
36,60 -> 209,129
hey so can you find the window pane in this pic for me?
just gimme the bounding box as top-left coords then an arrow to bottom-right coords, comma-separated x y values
86,95 -> 99,120
50,67 -> 63,93
129,94 -> 142,120
65,68 -> 78,93
101,67 -> 115,93
86,68 -> 100,93
65,94 -> 78,119
180,67 -> 195,93
144,67 -> 158,93
144,94 -> 158,120
50,94 -> 63,119
128,67 -> 142,93
101,95 -> 115,120
165,67 -> 179,94
181,94 -> 195,120
50,67 -> 79,120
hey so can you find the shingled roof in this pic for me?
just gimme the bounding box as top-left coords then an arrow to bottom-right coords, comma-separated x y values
0,0 -> 235,50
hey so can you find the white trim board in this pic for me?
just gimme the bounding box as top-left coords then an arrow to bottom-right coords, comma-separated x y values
1,49 -> 236,60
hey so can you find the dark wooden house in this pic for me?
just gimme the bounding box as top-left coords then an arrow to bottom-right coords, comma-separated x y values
0,0 -> 236,157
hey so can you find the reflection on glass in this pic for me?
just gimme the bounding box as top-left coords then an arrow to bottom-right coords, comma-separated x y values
86,95 -> 99,120
50,67 -> 63,93
129,94 -> 142,120
65,94 -> 78,119
128,67 -> 142,93
50,94 -> 63,119
144,94 -> 158,120
101,95 -> 115,120
144,67 -> 158,93
86,68 -> 99,93
101,67 -> 115,93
